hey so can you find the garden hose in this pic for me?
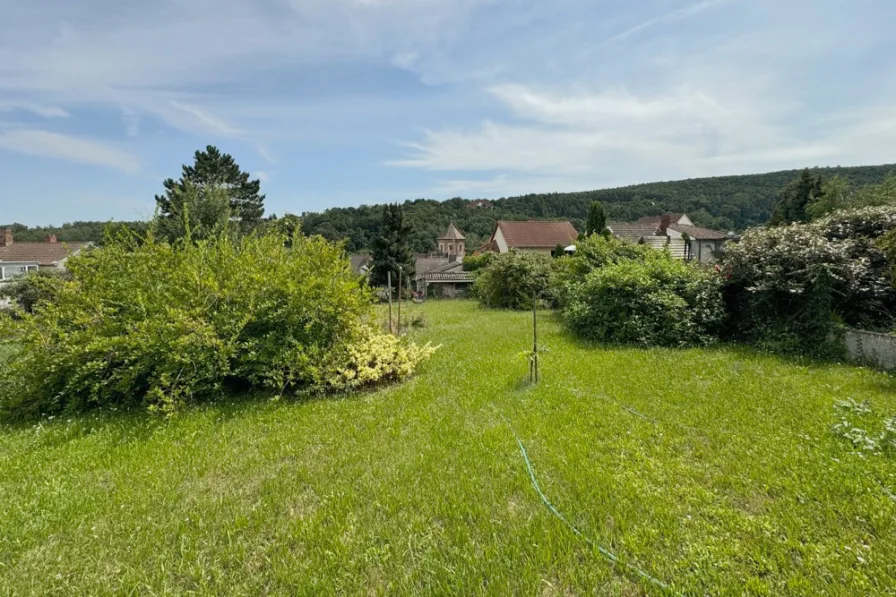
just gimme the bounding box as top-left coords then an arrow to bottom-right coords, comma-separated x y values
497,411 -> 674,594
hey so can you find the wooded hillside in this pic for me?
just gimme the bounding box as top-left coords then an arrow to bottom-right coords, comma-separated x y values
5,164 -> 895,254
302,164 -> 896,253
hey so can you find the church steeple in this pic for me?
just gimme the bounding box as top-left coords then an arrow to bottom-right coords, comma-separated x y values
438,222 -> 466,257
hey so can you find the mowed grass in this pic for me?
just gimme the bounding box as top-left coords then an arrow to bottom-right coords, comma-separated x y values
1,301 -> 895,595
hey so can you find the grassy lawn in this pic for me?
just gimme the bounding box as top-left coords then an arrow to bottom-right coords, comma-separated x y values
2,301 -> 895,595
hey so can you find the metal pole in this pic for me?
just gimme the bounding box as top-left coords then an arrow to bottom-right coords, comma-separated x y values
387,270 -> 393,334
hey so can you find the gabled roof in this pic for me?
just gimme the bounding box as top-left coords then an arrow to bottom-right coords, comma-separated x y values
349,254 -> 372,273
668,224 -> 728,240
0,242 -> 89,266
607,222 -> 659,242
421,260 -> 474,283
427,260 -> 464,275
414,255 -> 450,279
439,222 -> 466,241
637,213 -> 687,225
494,220 -> 578,249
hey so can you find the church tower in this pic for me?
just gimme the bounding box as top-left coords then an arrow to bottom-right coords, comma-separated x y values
438,222 -> 466,258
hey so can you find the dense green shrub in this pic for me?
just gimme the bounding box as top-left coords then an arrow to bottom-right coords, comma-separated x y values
0,268 -> 71,314
472,250 -> 552,309
562,257 -> 724,347
461,252 -> 493,272
552,235 -> 664,308
0,228 -> 433,419
722,214 -> 896,355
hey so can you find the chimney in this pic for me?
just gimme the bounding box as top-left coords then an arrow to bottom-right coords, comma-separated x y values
0,228 -> 11,247
659,214 -> 671,233
46,234 -> 58,243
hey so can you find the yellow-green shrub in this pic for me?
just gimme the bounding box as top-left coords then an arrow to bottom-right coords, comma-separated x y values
0,227 -> 432,419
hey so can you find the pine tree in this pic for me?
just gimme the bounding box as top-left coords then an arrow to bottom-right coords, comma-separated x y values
769,169 -> 823,225
156,180 -> 232,242
155,146 -> 265,233
371,204 -> 414,286
585,201 -> 607,236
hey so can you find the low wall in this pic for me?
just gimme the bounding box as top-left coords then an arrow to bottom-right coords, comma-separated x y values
844,329 -> 896,371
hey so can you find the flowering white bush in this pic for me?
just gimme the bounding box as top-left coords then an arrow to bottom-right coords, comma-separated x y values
815,205 -> 896,240
723,210 -> 896,355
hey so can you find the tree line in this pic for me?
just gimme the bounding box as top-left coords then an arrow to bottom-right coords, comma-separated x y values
301,164 -> 896,253
5,155 -> 895,253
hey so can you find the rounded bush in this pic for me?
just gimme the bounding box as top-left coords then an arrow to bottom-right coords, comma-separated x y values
472,250 -> 553,310
0,228 -> 433,419
562,259 -> 724,347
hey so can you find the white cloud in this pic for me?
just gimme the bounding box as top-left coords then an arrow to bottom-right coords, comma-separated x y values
255,170 -> 270,182
390,81 -> 896,194
0,129 -> 140,173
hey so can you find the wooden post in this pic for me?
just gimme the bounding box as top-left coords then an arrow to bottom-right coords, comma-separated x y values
532,288 -> 539,383
387,270 -> 393,334
397,267 -> 402,335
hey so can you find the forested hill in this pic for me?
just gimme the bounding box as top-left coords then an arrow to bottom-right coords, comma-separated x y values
302,163 -> 896,253
5,164 -> 895,253
0,221 -> 149,245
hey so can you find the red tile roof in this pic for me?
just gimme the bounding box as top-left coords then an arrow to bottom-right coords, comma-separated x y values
0,242 -> 89,266
495,220 -> 578,249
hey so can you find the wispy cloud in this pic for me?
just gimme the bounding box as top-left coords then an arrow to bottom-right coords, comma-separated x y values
168,101 -> 241,136
255,170 -> 270,183
0,102 -> 70,118
390,80 -> 896,196
609,0 -> 737,43
0,129 -> 140,173
121,107 -> 141,137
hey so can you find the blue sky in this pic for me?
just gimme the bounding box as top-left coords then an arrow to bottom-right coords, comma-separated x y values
1,0 -> 894,225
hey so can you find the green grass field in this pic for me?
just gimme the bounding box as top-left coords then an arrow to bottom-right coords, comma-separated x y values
2,301 -> 895,595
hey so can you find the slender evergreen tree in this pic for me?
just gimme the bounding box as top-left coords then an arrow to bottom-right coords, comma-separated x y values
585,201 -> 608,236
371,204 -> 414,286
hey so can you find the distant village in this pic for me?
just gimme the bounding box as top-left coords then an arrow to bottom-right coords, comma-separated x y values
349,213 -> 731,298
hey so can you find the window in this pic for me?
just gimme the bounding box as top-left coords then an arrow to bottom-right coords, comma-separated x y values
0,264 -> 38,281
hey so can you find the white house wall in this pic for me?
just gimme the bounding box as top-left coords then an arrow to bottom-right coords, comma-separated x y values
494,228 -> 509,253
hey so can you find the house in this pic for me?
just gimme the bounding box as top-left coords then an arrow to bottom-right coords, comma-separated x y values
416,259 -> 473,298
0,228 -> 89,283
480,220 -> 579,254
414,223 -> 474,298
606,214 -> 728,262
469,199 -> 494,209
349,254 -> 372,276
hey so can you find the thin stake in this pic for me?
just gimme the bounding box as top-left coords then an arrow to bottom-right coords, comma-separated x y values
387,270 -> 393,334
397,267 -> 402,335
532,288 -> 539,383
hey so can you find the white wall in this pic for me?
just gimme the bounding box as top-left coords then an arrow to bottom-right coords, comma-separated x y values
494,228 -> 509,253
845,330 -> 896,370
